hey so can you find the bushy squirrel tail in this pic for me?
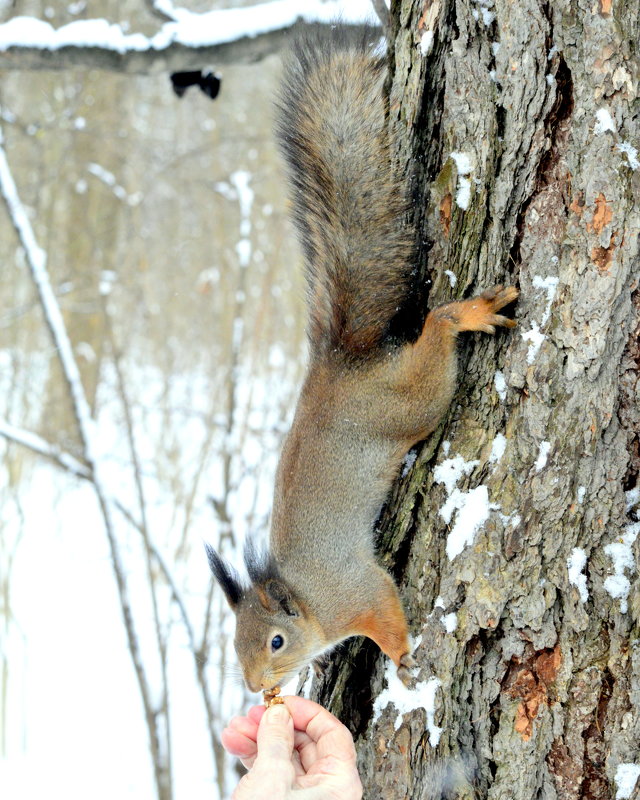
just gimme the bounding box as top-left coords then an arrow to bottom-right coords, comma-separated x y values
276,27 -> 416,361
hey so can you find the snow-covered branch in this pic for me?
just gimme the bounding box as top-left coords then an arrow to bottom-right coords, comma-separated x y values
0,417 -> 149,535
0,418 -> 91,479
0,0 -> 377,74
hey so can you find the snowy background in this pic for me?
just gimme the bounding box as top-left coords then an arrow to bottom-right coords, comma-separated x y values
0,1 -> 377,798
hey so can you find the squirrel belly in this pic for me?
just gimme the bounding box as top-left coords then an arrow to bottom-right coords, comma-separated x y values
206,28 -> 519,693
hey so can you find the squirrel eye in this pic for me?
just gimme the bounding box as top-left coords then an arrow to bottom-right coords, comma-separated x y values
271,634 -> 284,652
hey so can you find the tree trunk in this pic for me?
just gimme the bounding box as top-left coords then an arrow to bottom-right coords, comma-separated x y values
311,1 -> 640,798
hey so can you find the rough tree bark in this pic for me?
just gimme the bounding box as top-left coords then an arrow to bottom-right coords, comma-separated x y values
309,1 -> 640,799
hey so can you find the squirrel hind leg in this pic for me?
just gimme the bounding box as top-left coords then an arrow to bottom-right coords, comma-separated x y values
433,284 -> 519,335
348,569 -> 416,684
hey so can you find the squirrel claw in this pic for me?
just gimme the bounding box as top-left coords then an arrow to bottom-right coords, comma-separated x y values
482,313 -> 518,334
399,653 -> 416,669
397,664 -> 415,687
397,653 -> 417,687
480,284 -> 519,311
453,284 -> 519,335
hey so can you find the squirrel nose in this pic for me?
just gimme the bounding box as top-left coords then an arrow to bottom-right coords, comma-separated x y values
242,670 -> 262,693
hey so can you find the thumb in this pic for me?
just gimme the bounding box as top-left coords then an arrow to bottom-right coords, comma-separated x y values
254,703 -> 295,772
232,704 -> 295,799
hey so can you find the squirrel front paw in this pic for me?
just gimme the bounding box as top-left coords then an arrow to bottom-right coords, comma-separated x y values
396,652 -> 417,687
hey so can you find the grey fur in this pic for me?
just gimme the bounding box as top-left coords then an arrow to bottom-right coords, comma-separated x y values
276,27 -> 416,360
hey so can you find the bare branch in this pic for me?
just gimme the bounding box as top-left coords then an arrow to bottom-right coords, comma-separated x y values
102,302 -> 174,789
144,0 -> 178,24
0,419 -> 151,536
149,545 -> 196,648
370,0 -> 390,34
0,419 -> 91,479
0,144 -> 93,444
102,307 -> 150,535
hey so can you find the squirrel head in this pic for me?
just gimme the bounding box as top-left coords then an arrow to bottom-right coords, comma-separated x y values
205,541 -> 323,693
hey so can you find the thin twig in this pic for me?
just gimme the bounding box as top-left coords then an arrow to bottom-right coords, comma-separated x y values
102,302 -> 173,791
0,421 -> 148,532
0,419 -> 91,479
143,0 -> 177,24
0,128 -> 171,800
370,0 -> 390,35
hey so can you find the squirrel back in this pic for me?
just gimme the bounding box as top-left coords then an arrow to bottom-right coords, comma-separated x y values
276,28 -> 416,360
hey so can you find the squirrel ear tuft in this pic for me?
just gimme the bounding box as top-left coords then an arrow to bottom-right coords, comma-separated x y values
243,537 -> 274,584
205,543 -> 242,610
243,537 -> 300,616
265,579 -> 301,618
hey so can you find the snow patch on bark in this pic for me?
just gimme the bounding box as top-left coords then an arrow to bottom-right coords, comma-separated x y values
522,274 -> 559,363
433,455 -> 479,496
534,441 -> 551,472
441,613 -> 458,633
449,152 -> 473,210
617,141 -> 639,170
594,107 -> 616,135
433,455 -> 494,560
603,523 -> 639,613
419,30 -> 433,56
567,547 -> 589,603
489,433 -> 507,464
494,370 -> 507,401
444,269 -> 457,287
372,662 -> 443,745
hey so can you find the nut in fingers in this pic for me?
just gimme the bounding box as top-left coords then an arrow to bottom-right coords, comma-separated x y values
263,686 -> 285,708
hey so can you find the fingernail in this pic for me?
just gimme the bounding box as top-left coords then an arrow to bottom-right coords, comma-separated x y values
266,704 -> 289,724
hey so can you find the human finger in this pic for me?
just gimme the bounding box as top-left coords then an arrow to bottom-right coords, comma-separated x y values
283,696 -> 356,764
247,705 -> 266,725
220,704 -> 268,766
250,703 -> 296,787
227,714 -> 260,740
221,723 -> 257,757
293,730 -> 317,773
221,726 -> 259,771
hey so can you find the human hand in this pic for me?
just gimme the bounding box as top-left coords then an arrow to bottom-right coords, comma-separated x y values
222,695 -> 362,800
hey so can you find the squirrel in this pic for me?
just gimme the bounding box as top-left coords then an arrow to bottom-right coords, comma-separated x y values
206,28 -> 518,693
